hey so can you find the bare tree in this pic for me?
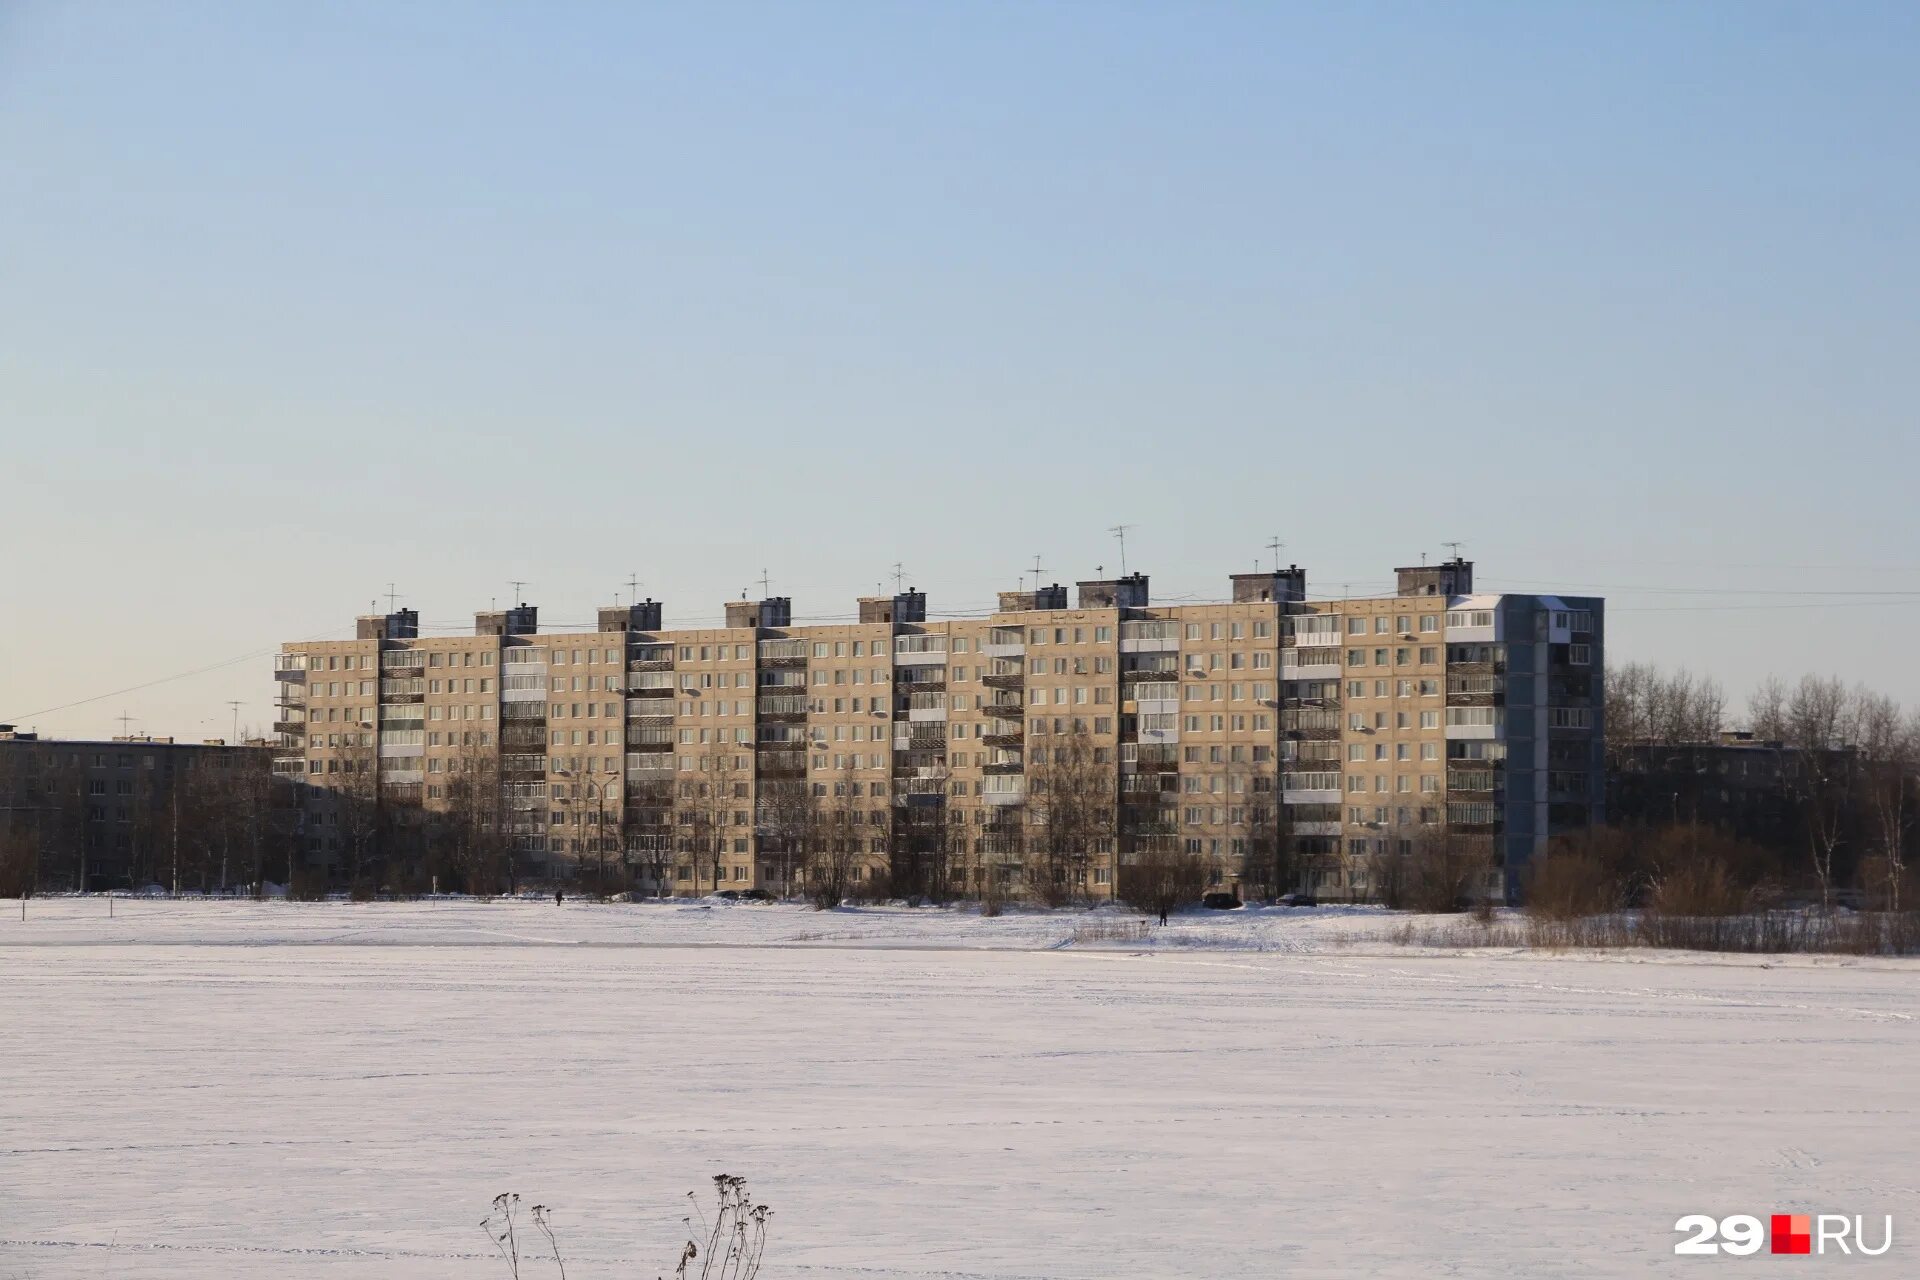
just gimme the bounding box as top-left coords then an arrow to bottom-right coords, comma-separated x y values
803,759 -> 864,909
1747,675 -> 1790,742
1854,692 -> 1917,911
335,733 -> 383,898
675,748 -> 745,896
1023,726 -> 1111,907
1606,662 -> 1725,747
1780,674 -> 1858,909
442,741 -> 510,895
1117,843 -> 1212,918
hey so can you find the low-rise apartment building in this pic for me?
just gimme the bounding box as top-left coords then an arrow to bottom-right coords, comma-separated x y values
0,726 -> 277,892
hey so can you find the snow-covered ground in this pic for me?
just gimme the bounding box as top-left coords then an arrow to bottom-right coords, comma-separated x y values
3,901 -> 1915,1277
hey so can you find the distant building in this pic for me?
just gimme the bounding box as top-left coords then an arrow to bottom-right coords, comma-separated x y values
0,726 -> 276,892
1606,730 -> 1843,844
273,558 -> 1605,901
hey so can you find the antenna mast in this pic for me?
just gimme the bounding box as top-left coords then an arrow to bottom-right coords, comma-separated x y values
1109,524 -> 1134,577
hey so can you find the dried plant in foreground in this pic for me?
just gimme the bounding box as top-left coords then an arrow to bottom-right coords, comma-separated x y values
481,1175 -> 770,1279
678,1174 -> 772,1280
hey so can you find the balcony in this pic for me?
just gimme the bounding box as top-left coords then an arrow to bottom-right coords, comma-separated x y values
981,631 -> 1025,660
626,726 -> 674,748
272,756 -> 306,777
273,662 -> 306,683
627,658 -> 674,674
980,728 -> 1024,749
893,637 -> 948,666
757,750 -> 807,778
1280,710 -> 1341,738
272,720 -> 306,737
1117,622 -> 1178,654
981,670 -> 1024,691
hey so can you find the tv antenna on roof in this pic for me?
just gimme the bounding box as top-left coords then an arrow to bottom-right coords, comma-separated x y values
1442,541 -> 1465,562
1109,524 -> 1134,576
891,562 -> 906,594
509,581 -> 528,605
1029,554 -> 1047,594
116,710 -> 135,736
1266,536 -> 1285,573
624,574 -> 642,605
384,583 -> 400,612
757,569 -> 771,598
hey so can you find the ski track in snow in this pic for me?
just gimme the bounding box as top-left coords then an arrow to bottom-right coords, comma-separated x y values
2,900 -> 1915,1278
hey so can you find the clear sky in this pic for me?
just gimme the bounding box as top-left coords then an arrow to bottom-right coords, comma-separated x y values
2,1 -> 1917,740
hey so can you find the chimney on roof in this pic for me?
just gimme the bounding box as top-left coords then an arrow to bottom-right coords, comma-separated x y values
859,589 -> 926,625
997,583 -> 1068,612
1230,566 -> 1307,604
1076,572 -> 1149,610
357,608 -> 419,641
475,604 -> 539,636
726,597 -> 791,630
1395,557 -> 1473,598
599,599 -> 664,633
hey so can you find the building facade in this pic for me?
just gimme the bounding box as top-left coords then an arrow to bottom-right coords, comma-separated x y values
271,558 -> 1604,901
0,726 -> 277,892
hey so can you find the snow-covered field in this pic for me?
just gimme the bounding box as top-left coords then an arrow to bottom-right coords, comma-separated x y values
3,901 -> 1916,1277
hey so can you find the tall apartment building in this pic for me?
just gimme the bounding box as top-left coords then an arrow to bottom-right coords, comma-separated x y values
271,558 -> 1604,901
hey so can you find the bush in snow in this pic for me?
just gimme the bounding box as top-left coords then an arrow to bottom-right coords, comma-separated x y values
483,1174 -> 770,1279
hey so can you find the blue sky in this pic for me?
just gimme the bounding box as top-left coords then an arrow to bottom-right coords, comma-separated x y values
2,1 -> 1917,738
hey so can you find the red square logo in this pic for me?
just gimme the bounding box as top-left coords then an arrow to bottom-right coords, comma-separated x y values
1772,1214 -> 1811,1254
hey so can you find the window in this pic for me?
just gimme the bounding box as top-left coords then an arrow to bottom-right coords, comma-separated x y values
1549,707 -> 1593,729
1446,610 -> 1495,628
1569,644 -> 1592,665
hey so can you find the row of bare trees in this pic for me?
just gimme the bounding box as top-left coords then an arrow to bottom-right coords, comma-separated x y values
0,749 -> 307,897
1608,665 -> 1920,910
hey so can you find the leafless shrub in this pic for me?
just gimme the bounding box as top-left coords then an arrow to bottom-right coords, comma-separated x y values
1381,909 -> 1920,956
679,1175 -> 771,1280
1647,858 -> 1749,918
1525,853 -> 1620,921
484,1175 -> 770,1280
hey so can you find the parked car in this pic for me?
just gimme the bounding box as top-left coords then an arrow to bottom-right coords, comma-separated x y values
1277,892 -> 1318,907
1200,892 -> 1242,910
708,889 -> 742,901
739,888 -> 776,903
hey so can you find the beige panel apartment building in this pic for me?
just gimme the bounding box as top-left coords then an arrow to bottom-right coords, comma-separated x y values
273,558 -> 1604,902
